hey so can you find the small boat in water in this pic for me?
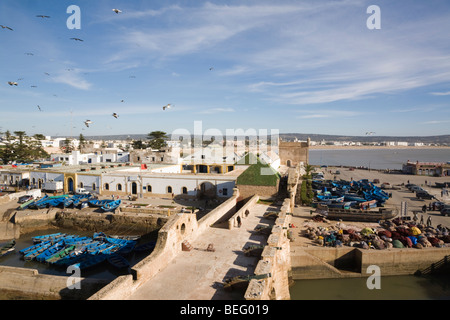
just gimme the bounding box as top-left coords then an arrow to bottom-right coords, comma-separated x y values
45,245 -> 76,264
72,254 -> 107,270
133,241 -> 156,253
32,233 -> 67,244
0,240 -> 15,257
107,253 -> 130,269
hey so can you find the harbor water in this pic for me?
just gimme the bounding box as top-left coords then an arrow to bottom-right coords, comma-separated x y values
0,228 -> 158,281
309,148 -> 450,170
290,275 -> 450,300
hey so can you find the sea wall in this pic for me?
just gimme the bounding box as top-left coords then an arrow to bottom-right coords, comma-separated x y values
0,222 -> 20,240
290,246 -> 450,279
0,265 -> 108,300
244,198 -> 292,300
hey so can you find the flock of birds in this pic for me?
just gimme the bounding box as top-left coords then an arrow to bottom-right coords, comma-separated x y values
2,8 -> 177,131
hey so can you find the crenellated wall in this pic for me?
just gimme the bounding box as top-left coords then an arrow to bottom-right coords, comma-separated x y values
244,198 -> 292,300
89,189 -> 240,300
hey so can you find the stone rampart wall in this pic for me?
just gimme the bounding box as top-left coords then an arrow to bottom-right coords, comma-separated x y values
244,198 -> 292,300
227,194 -> 259,229
88,189 -> 239,300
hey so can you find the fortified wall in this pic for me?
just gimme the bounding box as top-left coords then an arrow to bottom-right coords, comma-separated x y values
89,189 -> 239,300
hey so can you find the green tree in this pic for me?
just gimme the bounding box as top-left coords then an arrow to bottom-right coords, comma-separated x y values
132,140 -> 146,149
0,131 -> 49,164
33,133 -> 46,140
147,131 -> 168,150
79,134 -> 86,153
62,138 -> 75,154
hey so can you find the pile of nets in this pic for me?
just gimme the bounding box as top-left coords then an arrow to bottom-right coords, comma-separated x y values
303,216 -> 450,250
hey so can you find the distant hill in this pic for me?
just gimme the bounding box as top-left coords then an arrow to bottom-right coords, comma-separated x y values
62,133 -> 450,145
279,133 -> 450,145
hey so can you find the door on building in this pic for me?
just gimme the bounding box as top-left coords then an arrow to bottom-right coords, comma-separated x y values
131,182 -> 138,195
67,178 -> 74,193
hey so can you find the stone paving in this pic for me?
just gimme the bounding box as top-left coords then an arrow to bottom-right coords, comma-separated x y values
127,203 -> 275,300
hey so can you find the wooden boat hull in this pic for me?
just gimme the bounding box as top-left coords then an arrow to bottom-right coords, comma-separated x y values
0,240 -> 15,257
107,253 -> 130,269
101,200 -> 121,212
316,206 -> 398,222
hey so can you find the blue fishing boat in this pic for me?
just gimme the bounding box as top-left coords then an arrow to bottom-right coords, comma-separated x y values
32,233 -> 67,244
72,254 -> 107,270
29,195 -> 48,209
343,194 -> 367,202
45,245 -> 76,264
101,200 -> 121,212
107,253 -> 130,269
88,199 -> 113,207
35,241 -> 65,262
134,241 -> 156,253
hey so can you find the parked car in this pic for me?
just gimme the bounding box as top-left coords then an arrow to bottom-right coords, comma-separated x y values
335,170 -> 340,175
416,191 -> 435,200
441,208 -> 450,216
18,195 -> 33,204
373,179 -> 380,183
75,188 -> 90,195
381,182 -> 391,189
411,186 -> 425,193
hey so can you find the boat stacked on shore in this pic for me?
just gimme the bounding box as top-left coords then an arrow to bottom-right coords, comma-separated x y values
18,194 -> 121,213
18,232 -> 151,270
311,178 -> 396,222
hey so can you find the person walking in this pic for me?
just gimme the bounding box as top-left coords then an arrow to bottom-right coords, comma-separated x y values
426,215 -> 432,227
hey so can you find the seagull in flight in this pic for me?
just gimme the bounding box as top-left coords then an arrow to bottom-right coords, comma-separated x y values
112,9 -> 122,14
36,15 -> 50,18
70,37 -> 84,42
0,25 -> 13,31
8,81 -> 18,86
84,120 -> 92,128
24,52 -> 34,56
37,105 -> 42,112
112,113 -> 119,118
365,132 -> 375,136
163,104 -> 172,110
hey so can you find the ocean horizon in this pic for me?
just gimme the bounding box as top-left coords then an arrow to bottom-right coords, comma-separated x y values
309,148 -> 450,170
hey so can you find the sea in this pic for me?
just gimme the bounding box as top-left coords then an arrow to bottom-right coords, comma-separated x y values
309,148 -> 450,170
289,274 -> 450,300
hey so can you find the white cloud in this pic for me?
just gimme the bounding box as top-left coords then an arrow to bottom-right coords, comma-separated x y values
430,91 -> 450,96
296,109 -> 362,119
197,107 -> 235,114
50,71 -> 92,91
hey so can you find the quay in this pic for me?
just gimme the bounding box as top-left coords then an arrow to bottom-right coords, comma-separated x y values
1,166 -> 450,300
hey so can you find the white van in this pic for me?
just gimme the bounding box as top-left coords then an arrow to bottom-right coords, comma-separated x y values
75,188 -> 90,195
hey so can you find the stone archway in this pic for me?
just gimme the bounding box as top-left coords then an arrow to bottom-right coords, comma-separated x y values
199,181 -> 216,199
67,177 -> 74,193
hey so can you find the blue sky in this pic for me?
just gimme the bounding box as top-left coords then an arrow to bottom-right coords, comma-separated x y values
0,0 -> 449,138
